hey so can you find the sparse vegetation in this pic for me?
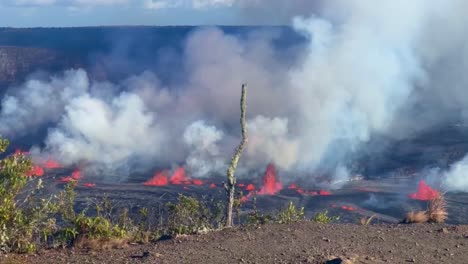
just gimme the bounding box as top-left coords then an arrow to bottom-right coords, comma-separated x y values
277,201 -> 305,224
404,210 -> 429,224
311,210 -> 340,224
359,215 -> 376,225
404,193 -> 448,224
427,193 -> 448,223
166,194 -> 219,236
0,136 -> 56,253
246,196 -> 273,226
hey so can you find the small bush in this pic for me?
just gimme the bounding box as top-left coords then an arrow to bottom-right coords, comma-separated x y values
0,136 -> 57,253
166,194 -> 213,236
427,193 -> 448,223
311,210 -> 340,224
277,201 -> 305,224
404,193 -> 448,224
74,214 -> 127,240
246,196 -> 273,226
52,182 -> 129,249
199,195 -> 225,229
404,211 -> 429,224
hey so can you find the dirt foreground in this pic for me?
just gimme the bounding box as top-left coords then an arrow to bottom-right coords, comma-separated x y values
2,223 -> 468,264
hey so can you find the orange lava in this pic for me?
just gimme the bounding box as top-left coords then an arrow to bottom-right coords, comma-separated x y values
341,205 -> 356,211
408,180 -> 439,201
26,165 -> 44,177
58,177 -> 74,183
246,184 -> 255,191
144,171 -> 169,186
209,183 -> 216,188
83,183 -> 96,188
192,179 -> 203,186
258,163 -> 283,195
44,159 -> 62,169
170,167 -> 188,185
319,190 -> 332,196
59,169 -> 82,183
288,183 -> 298,190
297,189 -> 305,195
241,192 -> 254,203
71,170 -> 81,180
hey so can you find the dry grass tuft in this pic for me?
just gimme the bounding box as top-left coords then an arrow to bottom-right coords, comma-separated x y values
74,236 -> 128,250
404,192 -> 449,224
404,211 -> 429,224
427,193 -> 448,223
359,215 -> 376,225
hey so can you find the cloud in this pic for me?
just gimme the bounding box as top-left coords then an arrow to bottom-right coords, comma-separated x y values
3,0 -> 236,9
2,0 -> 129,7
144,0 -> 236,9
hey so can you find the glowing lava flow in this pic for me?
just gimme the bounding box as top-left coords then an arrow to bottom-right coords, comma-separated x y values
287,182 -> 332,197
26,165 -> 44,177
144,166 -> 208,187
44,159 -> 62,169
58,169 -> 82,183
341,205 -> 357,211
409,180 -> 439,201
192,179 -> 203,186
319,190 -> 332,196
144,171 -> 169,186
246,184 -> 255,191
258,163 -> 283,195
170,167 -> 189,185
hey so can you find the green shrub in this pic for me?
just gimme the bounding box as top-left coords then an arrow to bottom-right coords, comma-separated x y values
311,210 -> 340,224
52,182 -> 128,247
166,194 -> 211,235
246,196 -> 273,226
0,136 -> 56,253
73,214 -> 127,240
199,195 -> 225,229
277,201 -> 305,224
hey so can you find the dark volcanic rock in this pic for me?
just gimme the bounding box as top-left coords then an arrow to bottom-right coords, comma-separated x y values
0,46 -> 61,87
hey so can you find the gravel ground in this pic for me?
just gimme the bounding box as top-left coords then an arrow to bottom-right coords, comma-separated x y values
3,223 -> 468,264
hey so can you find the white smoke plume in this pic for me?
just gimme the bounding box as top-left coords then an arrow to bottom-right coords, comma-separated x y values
2,0 -> 468,187
0,69 -> 89,137
183,121 -> 226,178
43,93 -> 166,168
245,116 -> 298,170
440,156 -> 468,192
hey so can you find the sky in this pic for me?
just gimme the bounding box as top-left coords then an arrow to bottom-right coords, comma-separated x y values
0,0 -> 309,27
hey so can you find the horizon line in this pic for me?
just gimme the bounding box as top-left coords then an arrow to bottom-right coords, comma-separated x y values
0,24 -> 290,29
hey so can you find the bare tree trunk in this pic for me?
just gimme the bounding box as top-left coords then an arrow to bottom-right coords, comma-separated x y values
225,84 -> 247,228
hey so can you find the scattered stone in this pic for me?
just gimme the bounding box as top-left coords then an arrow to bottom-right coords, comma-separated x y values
440,228 -> 449,234
326,257 -> 354,264
130,251 -> 151,259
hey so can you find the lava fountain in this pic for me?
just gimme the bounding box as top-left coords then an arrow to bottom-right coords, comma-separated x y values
258,163 -> 283,195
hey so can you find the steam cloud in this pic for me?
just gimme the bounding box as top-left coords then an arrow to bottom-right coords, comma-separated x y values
2,0 -> 468,189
